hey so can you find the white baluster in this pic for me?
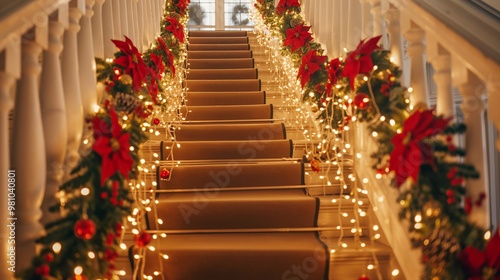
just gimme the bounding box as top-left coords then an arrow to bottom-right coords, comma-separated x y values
487,82 -> 500,152
453,66 -> 490,228
127,0 -> 136,43
339,0 -> 349,52
322,0 -> 333,57
138,0 -> 147,50
12,39 -> 46,271
120,0 -> 129,37
386,4 -> 409,88
347,0 -> 362,50
360,0 -> 373,39
61,7 -> 84,176
102,0 -> 115,57
331,0 -> 341,57
144,0 -> 152,43
40,20 -> 68,225
367,0 -> 388,48
112,0 -> 122,39
402,21 -> 429,107
92,0 -> 105,58
427,38 -> 454,117
0,49 -> 19,279
79,0 -> 98,115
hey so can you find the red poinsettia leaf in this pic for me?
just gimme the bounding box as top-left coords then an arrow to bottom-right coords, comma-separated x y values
342,58 -> 360,90
111,39 -> 130,53
109,108 -> 121,138
114,55 -> 130,70
402,110 -> 424,134
485,228 -> 500,269
460,246 -> 486,277
284,24 -> 313,52
358,55 -> 374,74
100,150 -> 116,186
359,35 -> 382,55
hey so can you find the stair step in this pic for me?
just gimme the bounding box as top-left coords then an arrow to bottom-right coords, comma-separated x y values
174,123 -> 286,141
160,139 -> 294,160
184,79 -> 260,91
157,161 -> 304,190
179,104 -> 273,121
187,50 -> 253,59
141,232 -> 329,280
189,36 -> 249,44
150,189 -> 317,230
189,30 -> 248,37
186,91 -> 265,106
187,58 -> 254,69
187,43 -> 250,50
187,68 -> 257,79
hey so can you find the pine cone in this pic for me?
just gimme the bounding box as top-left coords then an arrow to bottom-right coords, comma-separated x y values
422,227 -> 460,275
290,18 -> 303,28
113,93 -> 140,114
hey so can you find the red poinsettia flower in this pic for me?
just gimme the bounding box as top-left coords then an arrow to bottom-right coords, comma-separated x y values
326,58 -> 342,97
166,17 -> 185,43
156,37 -> 176,76
176,0 -> 190,15
342,35 -> 382,90
111,36 -> 149,91
389,109 -> 449,187
276,0 -> 300,14
148,78 -> 159,104
284,24 -> 313,52
297,50 -> 327,87
93,108 -> 134,186
460,229 -> 500,279
149,53 -> 165,79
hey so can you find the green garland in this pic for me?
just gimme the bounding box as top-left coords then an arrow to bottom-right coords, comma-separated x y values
18,0 -> 189,279
253,0 -> 497,279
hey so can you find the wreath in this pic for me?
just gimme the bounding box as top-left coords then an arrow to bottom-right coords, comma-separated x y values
188,3 -> 205,25
231,4 -> 250,26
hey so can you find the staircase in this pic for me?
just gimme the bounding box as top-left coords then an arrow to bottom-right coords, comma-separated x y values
127,31 -> 396,280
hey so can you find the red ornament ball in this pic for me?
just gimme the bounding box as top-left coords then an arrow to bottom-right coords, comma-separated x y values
160,168 -> 170,179
153,118 -> 161,125
35,264 -> 50,276
354,93 -> 370,109
358,274 -> 370,280
134,231 -> 152,248
74,218 -> 96,240
43,252 -> 54,263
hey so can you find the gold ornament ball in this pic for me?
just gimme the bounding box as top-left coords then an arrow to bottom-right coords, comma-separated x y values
119,74 -> 133,85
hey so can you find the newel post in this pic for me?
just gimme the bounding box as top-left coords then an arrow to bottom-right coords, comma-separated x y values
12,34 -> 47,271
0,38 -> 20,279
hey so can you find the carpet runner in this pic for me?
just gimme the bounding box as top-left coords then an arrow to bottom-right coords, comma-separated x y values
140,30 -> 329,280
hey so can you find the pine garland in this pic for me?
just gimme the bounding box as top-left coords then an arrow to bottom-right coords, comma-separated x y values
18,0 -> 190,279
253,0 -> 498,279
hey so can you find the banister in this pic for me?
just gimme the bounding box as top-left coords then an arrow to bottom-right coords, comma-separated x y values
0,0 -> 69,51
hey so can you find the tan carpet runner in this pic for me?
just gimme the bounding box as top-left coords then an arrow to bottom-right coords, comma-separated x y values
140,30 -> 329,280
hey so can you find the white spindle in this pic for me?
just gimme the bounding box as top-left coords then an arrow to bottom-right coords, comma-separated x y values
127,0 -> 136,43
427,38 -> 454,117
132,0 -> 144,52
339,0 -> 348,52
112,0 -> 122,40
138,0 -> 147,50
61,7 -> 84,176
488,83 -> 500,152
0,55 -> 18,280
12,39 -> 46,271
144,0 -> 153,43
92,0 -> 105,58
402,21 -> 429,106
121,0 -> 129,37
454,67 -> 490,228
386,4 -> 403,67
102,0 -> 115,58
367,0 -> 388,48
40,20 -> 68,225
360,0 -> 373,39
347,0 -> 363,50
331,0 -> 341,57
79,0 -> 98,115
